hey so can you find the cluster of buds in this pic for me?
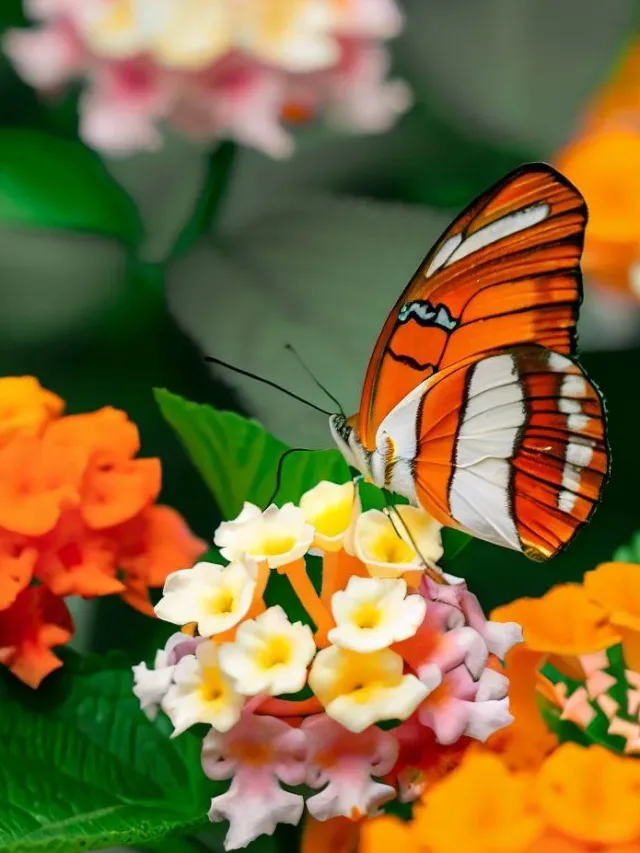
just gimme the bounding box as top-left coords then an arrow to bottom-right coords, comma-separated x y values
134,480 -> 522,849
0,376 -> 206,687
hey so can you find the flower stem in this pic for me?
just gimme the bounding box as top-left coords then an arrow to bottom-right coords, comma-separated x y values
169,140 -> 237,261
278,558 -> 334,646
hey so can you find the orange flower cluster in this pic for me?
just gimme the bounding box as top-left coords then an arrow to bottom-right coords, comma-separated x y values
361,744 -> 640,853
492,562 -> 640,757
0,377 -> 207,688
555,42 -> 640,297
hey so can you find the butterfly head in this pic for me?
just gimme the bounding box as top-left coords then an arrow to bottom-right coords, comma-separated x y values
329,413 -> 372,480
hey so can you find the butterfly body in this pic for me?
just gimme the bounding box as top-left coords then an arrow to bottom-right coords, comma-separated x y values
330,164 -> 609,562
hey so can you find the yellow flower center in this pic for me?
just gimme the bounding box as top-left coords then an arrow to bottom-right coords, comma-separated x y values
231,740 -> 274,766
97,0 -> 135,36
199,664 -> 228,706
333,650 -> 401,702
369,534 -> 415,565
209,587 -> 236,615
312,503 -> 351,538
352,602 -> 383,630
258,635 -> 293,669
251,533 -> 296,557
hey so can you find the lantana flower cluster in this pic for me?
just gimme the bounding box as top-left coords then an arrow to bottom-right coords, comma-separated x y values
135,480 -> 522,850
492,561 -> 640,759
5,0 -> 410,157
355,561 -> 640,853
0,376 -> 206,688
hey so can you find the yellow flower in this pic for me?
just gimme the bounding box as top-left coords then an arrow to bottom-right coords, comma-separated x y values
351,507 -> 443,579
218,605 -> 316,696
492,584 -> 620,657
215,502 -> 314,569
154,558 -> 258,637
308,645 -> 428,733
584,562 -> 640,670
413,752 -> 543,853
0,376 -> 63,448
536,743 -> 640,846
300,480 -> 357,552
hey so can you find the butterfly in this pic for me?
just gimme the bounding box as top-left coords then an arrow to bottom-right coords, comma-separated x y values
329,163 -> 609,561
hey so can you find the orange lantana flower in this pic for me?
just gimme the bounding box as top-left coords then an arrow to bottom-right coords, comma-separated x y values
0,376 -> 207,687
0,585 -> 73,688
492,584 -> 620,657
46,407 -> 162,529
584,562 -> 640,670
485,645 -> 557,771
411,752 -> 543,853
0,376 -> 63,447
536,743 -> 640,846
554,41 -> 640,297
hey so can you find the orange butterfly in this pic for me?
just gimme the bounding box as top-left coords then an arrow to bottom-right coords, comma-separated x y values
329,163 -> 609,561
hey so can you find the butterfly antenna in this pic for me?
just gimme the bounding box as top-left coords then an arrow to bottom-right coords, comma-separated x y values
265,447 -> 315,508
284,343 -> 345,416
204,355 -> 333,416
381,490 -> 448,585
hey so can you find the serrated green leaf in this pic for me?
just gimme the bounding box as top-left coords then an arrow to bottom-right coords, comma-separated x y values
154,387 -> 349,519
0,130 -> 143,247
0,653 -> 215,853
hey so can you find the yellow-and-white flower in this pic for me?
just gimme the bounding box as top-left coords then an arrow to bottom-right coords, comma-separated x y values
78,0 -> 344,72
328,576 -> 426,653
299,480 -> 357,552
352,506 -> 443,578
163,640 -> 244,735
218,605 -> 316,696
214,502 -> 314,569
154,558 -> 257,637
308,645 -> 429,733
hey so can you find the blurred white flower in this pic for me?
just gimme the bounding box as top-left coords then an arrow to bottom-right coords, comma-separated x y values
5,0 -> 409,157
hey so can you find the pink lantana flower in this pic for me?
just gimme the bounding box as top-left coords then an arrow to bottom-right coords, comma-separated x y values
304,714 -> 398,821
4,0 -> 410,157
201,711 -> 307,851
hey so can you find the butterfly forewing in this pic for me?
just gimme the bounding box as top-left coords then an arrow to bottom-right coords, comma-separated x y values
358,164 -> 587,450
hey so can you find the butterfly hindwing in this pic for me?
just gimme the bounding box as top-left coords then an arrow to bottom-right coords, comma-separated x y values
359,164 -> 587,449
411,345 -> 608,560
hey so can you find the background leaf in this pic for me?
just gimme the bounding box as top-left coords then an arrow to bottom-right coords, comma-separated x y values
154,388 -> 349,519
0,130 -> 143,246
0,653 -> 215,853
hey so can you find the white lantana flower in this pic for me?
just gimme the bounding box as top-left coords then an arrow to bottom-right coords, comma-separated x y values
328,576 -> 426,653
218,605 -> 316,696
154,558 -> 258,637
163,640 -> 244,736
299,480 -> 357,552
353,506 -> 443,578
308,645 -> 429,733
132,632 -> 188,721
215,502 -> 313,569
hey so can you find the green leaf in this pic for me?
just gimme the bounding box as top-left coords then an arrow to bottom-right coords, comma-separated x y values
154,387 -> 349,519
0,130 -> 143,247
613,530 -> 640,563
0,653 -> 216,853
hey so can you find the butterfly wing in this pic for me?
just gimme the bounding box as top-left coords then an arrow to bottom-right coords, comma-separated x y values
396,345 -> 608,560
359,163 -> 587,450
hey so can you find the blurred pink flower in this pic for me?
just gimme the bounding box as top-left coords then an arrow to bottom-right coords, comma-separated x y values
5,0 -> 410,157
